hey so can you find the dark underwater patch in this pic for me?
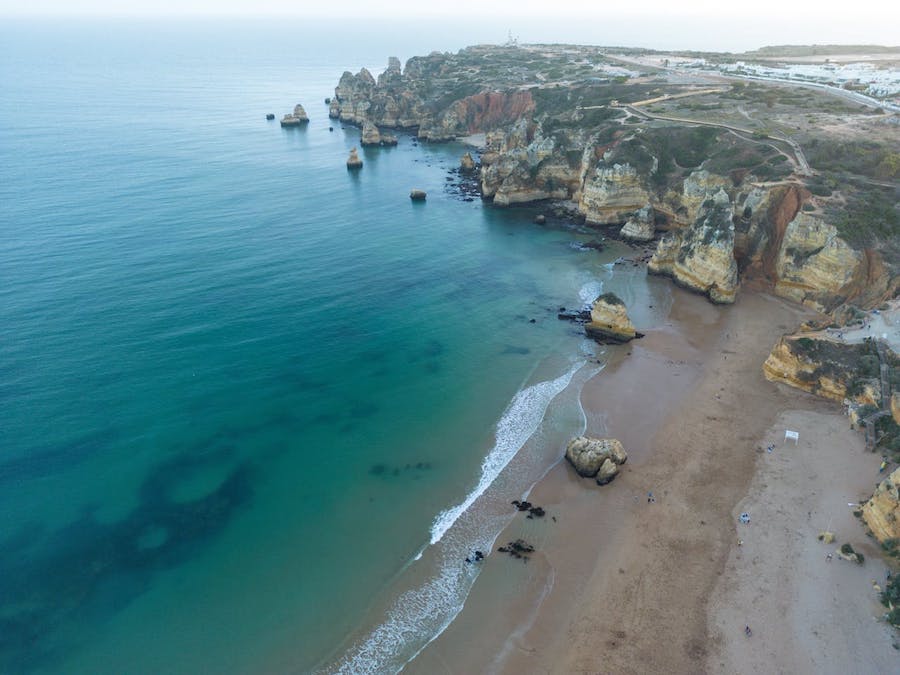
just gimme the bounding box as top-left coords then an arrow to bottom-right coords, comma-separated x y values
0,451 -> 253,673
0,428 -> 119,485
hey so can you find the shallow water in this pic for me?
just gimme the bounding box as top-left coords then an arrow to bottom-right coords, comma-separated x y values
0,19 -> 659,673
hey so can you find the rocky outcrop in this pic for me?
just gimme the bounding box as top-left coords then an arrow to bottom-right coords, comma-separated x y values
773,213 -> 864,313
862,467 -> 900,544
578,163 -> 650,225
762,335 -> 885,405
620,205 -> 655,242
565,436 -> 627,481
460,152 -> 476,172
361,121 -> 382,146
330,55 -> 534,140
584,293 -> 637,342
678,170 -> 730,225
410,189 -> 426,201
346,147 -> 363,170
481,119 -> 582,205
893,392 -> 900,425
648,188 -> 738,304
326,49 -> 895,313
281,104 -> 309,126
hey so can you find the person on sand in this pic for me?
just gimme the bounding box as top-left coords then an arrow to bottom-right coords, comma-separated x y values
745,625 -> 752,637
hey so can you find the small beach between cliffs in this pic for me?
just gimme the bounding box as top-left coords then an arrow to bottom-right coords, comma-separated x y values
407,289 -> 898,674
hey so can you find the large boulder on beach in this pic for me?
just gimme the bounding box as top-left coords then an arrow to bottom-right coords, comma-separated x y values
596,458 -> 620,485
648,188 -> 738,304
620,205 -> 655,242
585,293 -> 637,343
565,436 -> 627,478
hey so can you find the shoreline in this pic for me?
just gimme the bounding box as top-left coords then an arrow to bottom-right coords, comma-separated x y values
407,287 -> 897,673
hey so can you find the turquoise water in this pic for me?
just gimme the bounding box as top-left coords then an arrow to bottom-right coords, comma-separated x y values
0,20 -> 662,673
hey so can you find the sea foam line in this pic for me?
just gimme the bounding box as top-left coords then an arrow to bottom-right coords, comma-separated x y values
429,361 -> 583,546
331,362 -> 585,675
578,279 -> 603,307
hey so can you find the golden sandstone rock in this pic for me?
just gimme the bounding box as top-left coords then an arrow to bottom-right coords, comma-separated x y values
862,467 -> 900,544
648,188 -> 738,304
565,437 -> 628,481
585,293 -> 637,343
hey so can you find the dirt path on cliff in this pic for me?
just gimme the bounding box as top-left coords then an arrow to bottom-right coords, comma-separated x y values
408,289 -> 886,674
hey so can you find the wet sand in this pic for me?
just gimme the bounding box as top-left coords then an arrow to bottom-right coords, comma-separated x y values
408,288 -> 897,674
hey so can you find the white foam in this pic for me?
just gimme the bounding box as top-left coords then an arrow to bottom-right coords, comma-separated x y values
328,363 -> 585,674
332,546 -> 476,675
428,362 -> 582,546
578,280 -> 603,306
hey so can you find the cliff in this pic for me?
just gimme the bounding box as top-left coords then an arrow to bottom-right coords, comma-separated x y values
862,467 -> 900,544
648,189 -> 738,304
762,334 -> 886,405
328,46 -> 896,312
579,163 -> 651,225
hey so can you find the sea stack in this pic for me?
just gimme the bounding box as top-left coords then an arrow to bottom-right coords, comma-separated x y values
584,293 -> 638,343
410,189 -> 426,201
281,103 -> 310,126
460,152 -> 476,172
346,147 -> 363,170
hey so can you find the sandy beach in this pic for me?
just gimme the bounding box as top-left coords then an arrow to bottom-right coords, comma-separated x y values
408,287 -> 898,674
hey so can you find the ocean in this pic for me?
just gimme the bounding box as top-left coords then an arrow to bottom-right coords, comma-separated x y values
0,19 -> 667,673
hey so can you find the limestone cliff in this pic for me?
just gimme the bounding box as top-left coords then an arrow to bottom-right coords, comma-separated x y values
280,103 -> 309,126
480,120 -> 583,205
862,467 -> 900,544
326,48 -> 896,312
648,189 -> 738,304
762,335 -> 886,405
579,163 -> 651,225
773,213 -> 864,313
620,205 -> 655,242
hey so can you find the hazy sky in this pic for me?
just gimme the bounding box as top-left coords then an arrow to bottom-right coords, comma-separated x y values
1,1 -> 897,51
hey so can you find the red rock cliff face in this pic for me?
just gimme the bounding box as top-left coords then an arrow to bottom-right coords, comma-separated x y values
455,91 -> 535,133
761,184 -> 805,281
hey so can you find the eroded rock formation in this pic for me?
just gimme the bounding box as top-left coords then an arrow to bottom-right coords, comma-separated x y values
648,188 -> 738,304
762,335 -> 887,406
565,436 -> 627,483
584,293 -> 638,342
620,205 -> 655,242
325,49 -> 895,313
862,467 -> 900,544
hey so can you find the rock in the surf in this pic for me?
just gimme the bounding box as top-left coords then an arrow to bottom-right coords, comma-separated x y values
346,147 -> 363,170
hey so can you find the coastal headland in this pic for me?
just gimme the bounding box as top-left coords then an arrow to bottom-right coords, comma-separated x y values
326,42 -> 900,671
